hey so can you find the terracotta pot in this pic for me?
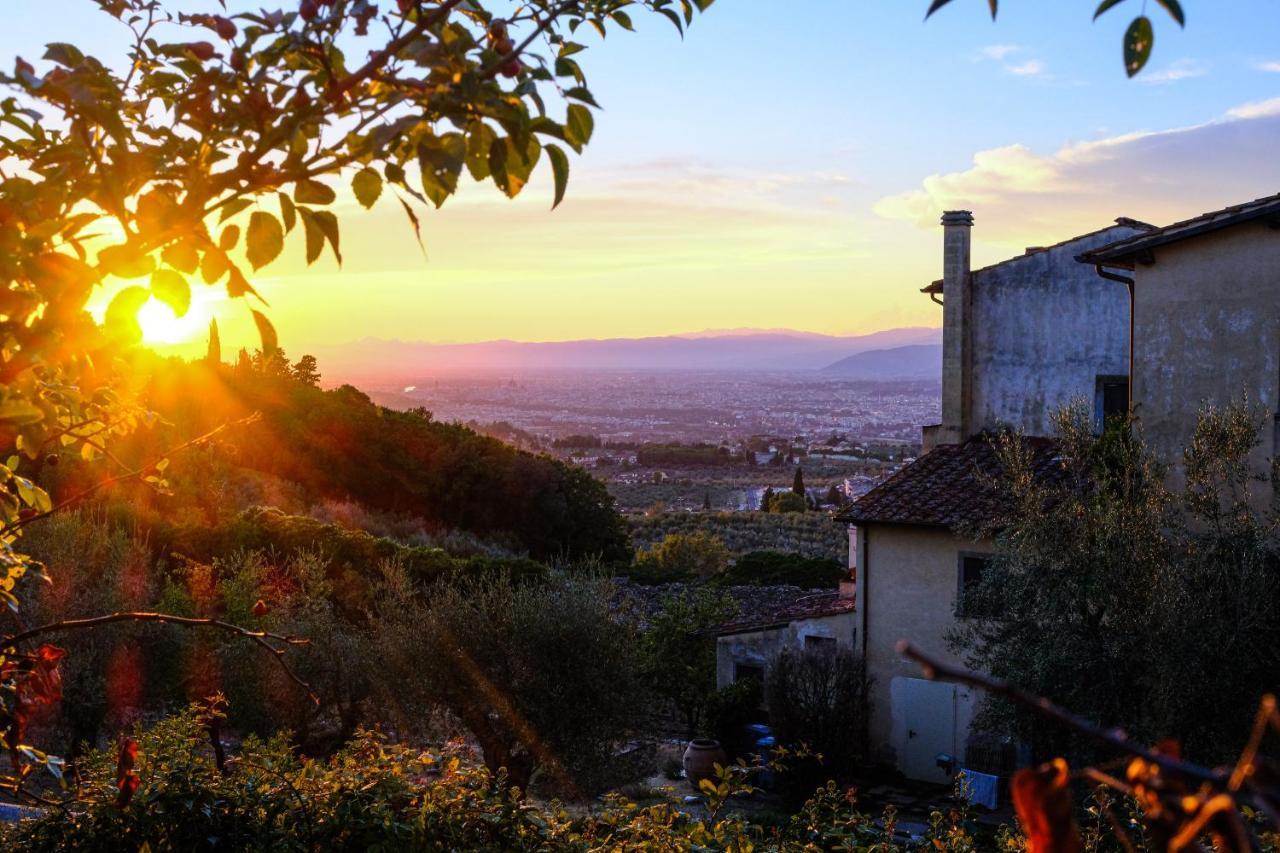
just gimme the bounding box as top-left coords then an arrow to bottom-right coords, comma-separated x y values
683,738 -> 728,791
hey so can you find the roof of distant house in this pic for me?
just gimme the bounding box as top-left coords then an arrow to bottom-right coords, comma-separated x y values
921,218 -> 1154,295
835,433 -> 1065,529
715,589 -> 855,637
1079,192 -> 1280,269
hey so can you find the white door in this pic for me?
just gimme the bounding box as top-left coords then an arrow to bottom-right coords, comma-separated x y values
894,677 -> 958,784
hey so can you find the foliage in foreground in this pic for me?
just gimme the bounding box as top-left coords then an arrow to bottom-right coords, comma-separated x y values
2,705 -> 987,852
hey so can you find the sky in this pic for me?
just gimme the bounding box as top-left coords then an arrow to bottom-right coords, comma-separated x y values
6,1 -> 1280,357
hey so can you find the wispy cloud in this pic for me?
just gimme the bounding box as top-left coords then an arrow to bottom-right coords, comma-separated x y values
1227,97 -> 1280,119
1006,60 -> 1046,77
1252,59 -> 1280,73
1139,58 -> 1209,85
976,44 -> 1020,61
873,101 -> 1280,247
972,44 -> 1048,78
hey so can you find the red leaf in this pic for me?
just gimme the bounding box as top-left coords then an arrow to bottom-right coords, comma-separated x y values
115,737 -> 139,808
1012,759 -> 1083,853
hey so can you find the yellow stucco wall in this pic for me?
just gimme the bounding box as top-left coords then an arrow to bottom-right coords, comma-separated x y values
857,524 -> 988,773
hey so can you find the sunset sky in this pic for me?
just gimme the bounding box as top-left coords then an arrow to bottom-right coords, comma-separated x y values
7,1 -> 1280,357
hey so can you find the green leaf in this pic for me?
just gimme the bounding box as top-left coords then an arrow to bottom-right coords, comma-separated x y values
611,10 -> 634,30
488,136 -> 542,199
1154,0 -> 1184,27
397,196 -> 425,255
655,8 -> 684,35
278,192 -> 297,233
466,122 -> 497,181
219,224 -> 240,252
218,198 -> 252,223
988,0 -> 997,19
245,211 -> 284,271
352,168 -> 382,209
161,240 -> 199,274
546,143 -> 569,210
564,104 -> 594,153
563,86 -> 599,107
150,269 -> 191,317
302,211 -> 324,265
300,208 -> 341,265
104,285 -> 150,343
43,43 -> 85,67
200,248 -> 229,284
0,401 -> 44,427
1124,15 -> 1154,78
418,133 -> 465,209
1093,0 -> 1126,20
294,179 -> 336,205
924,0 -> 955,19
251,309 -> 278,356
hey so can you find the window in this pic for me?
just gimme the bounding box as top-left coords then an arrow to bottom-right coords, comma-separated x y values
804,635 -> 837,653
733,662 -> 764,684
956,553 -> 993,617
1094,375 -> 1129,432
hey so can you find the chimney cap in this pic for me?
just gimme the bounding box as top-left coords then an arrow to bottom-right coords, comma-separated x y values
941,210 -> 974,226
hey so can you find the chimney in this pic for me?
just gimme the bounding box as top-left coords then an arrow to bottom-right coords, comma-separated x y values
940,210 -> 973,444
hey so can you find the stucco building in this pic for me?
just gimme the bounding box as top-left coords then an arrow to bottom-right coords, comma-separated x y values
1080,192 -> 1280,493
837,211 -> 1151,783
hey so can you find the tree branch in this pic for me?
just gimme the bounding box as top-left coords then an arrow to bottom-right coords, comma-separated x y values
4,611 -> 318,705
333,0 -> 469,97
896,641 -> 1227,788
1,413 -> 261,538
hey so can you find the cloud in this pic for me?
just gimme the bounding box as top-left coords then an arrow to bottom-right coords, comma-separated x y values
1139,58 -> 1209,85
1006,60 -> 1046,77
873,103 -> 1280,247
977,44 -> 1020,61
972,44 -> 1048,78
1253,60 -> 1280,73
1228,98 -> 1280,119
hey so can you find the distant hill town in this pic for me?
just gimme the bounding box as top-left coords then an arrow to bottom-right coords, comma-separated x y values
308,327 -> 944,381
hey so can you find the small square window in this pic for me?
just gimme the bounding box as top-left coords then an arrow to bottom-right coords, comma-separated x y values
804,635 -> 837,653
1095,375 -> 1129,432
957,553 -> 993,617
733,662 -> 764,684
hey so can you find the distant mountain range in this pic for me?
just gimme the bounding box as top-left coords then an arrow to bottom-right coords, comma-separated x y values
821,344 -> 942,380
310,327 -> 943,382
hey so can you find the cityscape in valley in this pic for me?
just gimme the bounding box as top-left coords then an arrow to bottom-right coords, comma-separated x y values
5,1 -> 1280,849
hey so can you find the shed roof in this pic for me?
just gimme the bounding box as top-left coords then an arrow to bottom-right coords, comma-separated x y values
835,433 -> 1065,529
715,590 -> 855,637
1078,192 -> 1280,269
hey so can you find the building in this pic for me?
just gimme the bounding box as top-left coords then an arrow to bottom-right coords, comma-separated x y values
714,582 -> 856,690
837,211 -> 1150,783
1079,192 -> 1280,493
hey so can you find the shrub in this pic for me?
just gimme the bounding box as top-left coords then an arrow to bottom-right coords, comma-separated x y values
639,589 -> 738,738
765,647 -> 870,787
767,492 -> 808,514
719,551 -> 846,589
634,532 -> 731,578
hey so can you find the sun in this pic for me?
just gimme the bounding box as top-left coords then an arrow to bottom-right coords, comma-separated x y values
137,299 -> 204,345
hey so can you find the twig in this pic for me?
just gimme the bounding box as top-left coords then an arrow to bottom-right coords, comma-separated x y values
896,641 -> 1227,788
3,611 -> 318,704
1,413 -> 260,538
332,0 -> 468,97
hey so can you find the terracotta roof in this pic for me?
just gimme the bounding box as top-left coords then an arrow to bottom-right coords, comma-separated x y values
1079,192 -> 1280,269
835,433 -> 1065,529
715,590 -> 855,636
921,218 -> 1154,295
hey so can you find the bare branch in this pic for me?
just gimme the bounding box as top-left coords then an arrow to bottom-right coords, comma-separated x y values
4,611 -> 318,705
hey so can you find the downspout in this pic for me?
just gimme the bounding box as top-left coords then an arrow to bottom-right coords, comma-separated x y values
930,293 -> 944,307
1093,264 -> 1135,415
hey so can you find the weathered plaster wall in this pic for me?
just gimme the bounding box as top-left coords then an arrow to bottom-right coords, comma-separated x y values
857,524 -> 986,768
715,613 -> 856,690
968,226 -> 1140,437
1132,225 -> 1280,478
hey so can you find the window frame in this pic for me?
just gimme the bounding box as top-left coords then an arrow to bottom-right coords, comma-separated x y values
955,550 -> 994,618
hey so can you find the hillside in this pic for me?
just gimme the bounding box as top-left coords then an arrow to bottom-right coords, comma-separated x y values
57,353 -> 631,563
821,344 -> 942,380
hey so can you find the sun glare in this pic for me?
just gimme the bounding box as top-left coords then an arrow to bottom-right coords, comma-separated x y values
137,299 -> 203,345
